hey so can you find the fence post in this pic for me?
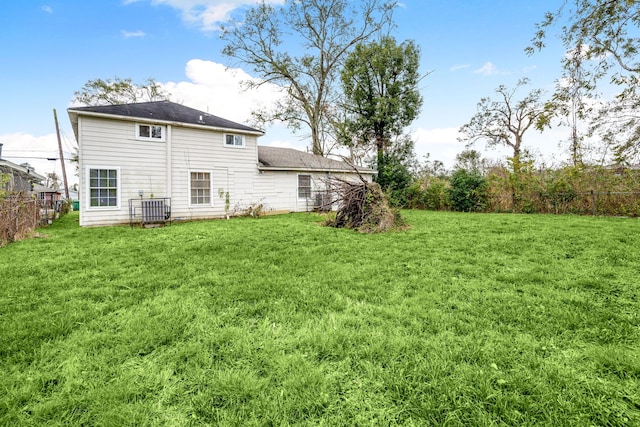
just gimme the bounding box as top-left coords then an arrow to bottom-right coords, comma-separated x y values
590,190 -> 596,216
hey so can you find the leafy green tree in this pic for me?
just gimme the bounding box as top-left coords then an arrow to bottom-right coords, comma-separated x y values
73,77 -> 170,106
458,78 -> 547,174
221,0 -> 396,155
529,0 -> 640,163
374,135 -> 416,206
340,36 -> 424,171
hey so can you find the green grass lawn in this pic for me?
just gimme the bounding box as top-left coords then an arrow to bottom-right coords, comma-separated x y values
1,211 -> 639,426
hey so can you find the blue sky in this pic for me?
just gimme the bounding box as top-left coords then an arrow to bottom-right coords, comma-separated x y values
0,0 -> 572,183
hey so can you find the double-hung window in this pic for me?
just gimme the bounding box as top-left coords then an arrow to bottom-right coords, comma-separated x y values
298,174 -> 312,198
137,124 -> 165,141
190,172 -> 211,205
225,134 -> 243,147
89,168 -> 118,208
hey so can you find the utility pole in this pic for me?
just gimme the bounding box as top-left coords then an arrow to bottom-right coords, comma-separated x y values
53,109 -> 70,199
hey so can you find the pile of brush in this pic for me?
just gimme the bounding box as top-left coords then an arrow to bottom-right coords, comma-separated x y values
323,176 -> 406,233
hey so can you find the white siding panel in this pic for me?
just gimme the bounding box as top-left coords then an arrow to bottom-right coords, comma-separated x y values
79,116 -> 168,226
254,171 -> 370,213
169,127 -> 258,220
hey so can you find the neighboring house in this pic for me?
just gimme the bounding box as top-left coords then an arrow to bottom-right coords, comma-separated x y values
68,101 -> 373,227
34,185 -> 62,209
0,144 -> 45,194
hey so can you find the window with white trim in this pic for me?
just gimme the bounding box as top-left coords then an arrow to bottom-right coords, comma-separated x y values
89,168 -> 118,207
137,124 -> 165,141
190,172 -> 211,205
298,174 -> 312,198
224,134 -> 244,147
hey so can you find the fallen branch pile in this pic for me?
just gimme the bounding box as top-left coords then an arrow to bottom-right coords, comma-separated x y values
323,176 -> 406,233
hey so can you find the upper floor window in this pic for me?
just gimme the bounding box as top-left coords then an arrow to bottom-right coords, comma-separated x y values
225,134 -> 244,147
137,124 -> 165,141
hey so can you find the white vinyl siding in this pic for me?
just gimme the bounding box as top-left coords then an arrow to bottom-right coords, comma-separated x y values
254,171 -> 372,213
170,127 -> 258,219
78,116 -> 168,226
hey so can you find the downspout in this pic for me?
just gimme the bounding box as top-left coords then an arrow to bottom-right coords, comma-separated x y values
78,116 -> 85,226
166,125 -> 172,199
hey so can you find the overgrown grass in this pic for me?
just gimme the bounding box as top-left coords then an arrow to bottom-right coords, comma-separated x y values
1,211 -> 639,426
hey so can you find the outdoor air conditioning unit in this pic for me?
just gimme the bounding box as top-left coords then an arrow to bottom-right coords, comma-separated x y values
141,199 -> 168,223
314,192 -> 332,212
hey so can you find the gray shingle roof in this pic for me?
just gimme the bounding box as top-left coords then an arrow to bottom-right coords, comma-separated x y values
68,101 -> 262,134
258,146 -> 374,173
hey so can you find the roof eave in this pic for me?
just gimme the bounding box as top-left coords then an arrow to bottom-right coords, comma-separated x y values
0,159 -> 46,181
258,165 -> 375,174
66,109 -> 265,136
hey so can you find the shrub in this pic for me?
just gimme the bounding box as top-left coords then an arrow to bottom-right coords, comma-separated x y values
448,169 -> 488,212
375,152 -> 413,207
421,177 -> 451,210
404,177 -> 451,210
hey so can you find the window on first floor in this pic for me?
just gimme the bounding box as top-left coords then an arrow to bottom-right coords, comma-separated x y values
137,124 -> 165,141
190,172 -> 211,205
225,134 -> 244,147
89,168 -> 118,207
298,174 -> 312,198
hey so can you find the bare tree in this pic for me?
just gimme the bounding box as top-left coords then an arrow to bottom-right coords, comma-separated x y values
220,0 -> 396,155
458,78 -> 547,173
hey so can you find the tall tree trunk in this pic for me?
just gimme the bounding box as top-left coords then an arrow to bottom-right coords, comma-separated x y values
311,125 -> 322,155
375,133 -> 386,173
511,140 -> 522,210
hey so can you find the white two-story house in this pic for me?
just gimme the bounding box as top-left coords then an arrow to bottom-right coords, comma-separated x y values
68,101 -> 373,227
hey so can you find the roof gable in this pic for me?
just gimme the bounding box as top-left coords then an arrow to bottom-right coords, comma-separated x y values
68,101 -> 263,136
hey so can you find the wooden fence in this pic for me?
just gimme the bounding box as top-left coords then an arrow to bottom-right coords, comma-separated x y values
0,197 -> 38,247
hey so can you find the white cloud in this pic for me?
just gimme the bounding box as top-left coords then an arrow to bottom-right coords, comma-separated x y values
161,59 -> 286,125
0,132 -> 77,184
127,0 -> 285,31
265,139 -> 293,149
41,5 -> 53,13
450,64 -> 470,72
473,62 -> 499,76
411,127 -> 466,167
472,62 -> 514,77
121,30 -> 146,38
